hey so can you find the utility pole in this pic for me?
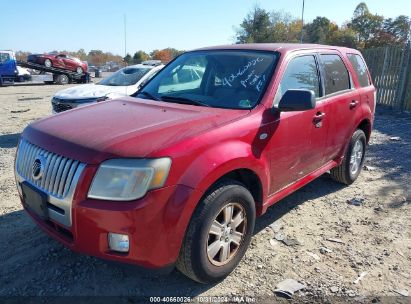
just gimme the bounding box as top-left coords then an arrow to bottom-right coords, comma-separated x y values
300,0 -> 305,43
124,14 -> 127,65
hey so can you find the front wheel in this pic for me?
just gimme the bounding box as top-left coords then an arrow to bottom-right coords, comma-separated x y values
176,180 -> 255,283
76,67 -> 83,74
330,129 -> 366,185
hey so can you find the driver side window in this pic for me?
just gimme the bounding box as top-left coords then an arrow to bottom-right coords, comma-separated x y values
274,55 -> 321,106
0,53 -> 10,63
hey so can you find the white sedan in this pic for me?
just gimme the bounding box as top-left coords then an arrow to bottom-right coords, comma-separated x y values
51,61 -> 164,113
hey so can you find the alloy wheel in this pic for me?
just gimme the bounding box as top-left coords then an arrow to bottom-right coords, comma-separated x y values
206,202 -> 247,266
350,139 -> 364,175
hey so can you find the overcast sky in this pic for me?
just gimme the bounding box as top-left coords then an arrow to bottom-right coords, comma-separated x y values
1,0 -> 410,55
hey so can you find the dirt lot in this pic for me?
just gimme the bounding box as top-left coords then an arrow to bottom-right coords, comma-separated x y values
0,83 -> 410,301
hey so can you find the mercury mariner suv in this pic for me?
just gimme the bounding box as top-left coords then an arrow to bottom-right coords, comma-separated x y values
15,44 -> 375,283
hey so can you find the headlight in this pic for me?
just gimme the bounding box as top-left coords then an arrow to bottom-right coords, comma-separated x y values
88,158 -> 171,201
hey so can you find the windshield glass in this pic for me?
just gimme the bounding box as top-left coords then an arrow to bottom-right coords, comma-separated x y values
99,66 -> 150,86
137,50 -> 278,109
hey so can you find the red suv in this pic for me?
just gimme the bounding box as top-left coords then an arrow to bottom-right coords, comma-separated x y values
15,44 -> 375,283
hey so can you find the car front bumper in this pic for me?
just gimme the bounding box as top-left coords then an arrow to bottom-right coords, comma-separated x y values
18,179 -> 199,269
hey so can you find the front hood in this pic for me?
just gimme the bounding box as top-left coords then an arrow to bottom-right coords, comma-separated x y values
54,84 -> 131,99
23,97 -> 249,164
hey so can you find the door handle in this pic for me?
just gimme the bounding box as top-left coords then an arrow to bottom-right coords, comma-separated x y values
313,112 -> 325,128
313,112 -> 325,122
350,100 -> 359,109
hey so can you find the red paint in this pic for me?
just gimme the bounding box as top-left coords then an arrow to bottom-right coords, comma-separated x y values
19,44 -> 375,269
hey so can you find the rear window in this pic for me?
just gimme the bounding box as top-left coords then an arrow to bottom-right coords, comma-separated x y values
347,54 -> 370,87
98,67 -> 150,86
320,54 -> 351,95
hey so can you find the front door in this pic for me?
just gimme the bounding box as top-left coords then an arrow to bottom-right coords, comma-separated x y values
0,52 -> 16,77
268,54 -> 329,194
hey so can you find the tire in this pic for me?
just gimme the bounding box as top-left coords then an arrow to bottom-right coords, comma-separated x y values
44,59 -> 52,68
76,67 -> 83,74
330,129 -> 366,185
176,179 -> 255,283
55,74 -> 69,85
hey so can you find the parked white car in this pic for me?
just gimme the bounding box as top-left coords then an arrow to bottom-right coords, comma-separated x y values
51,61 -> 164,113
16,66 -> 31,82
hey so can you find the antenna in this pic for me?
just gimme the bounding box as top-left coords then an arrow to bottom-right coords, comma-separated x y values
300,0 -> 305,43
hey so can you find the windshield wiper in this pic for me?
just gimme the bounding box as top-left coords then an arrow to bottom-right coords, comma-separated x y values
137,91 -> 159,101
160,95 -> 210,107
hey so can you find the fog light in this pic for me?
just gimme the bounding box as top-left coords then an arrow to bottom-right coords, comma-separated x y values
108,233 -> 129,253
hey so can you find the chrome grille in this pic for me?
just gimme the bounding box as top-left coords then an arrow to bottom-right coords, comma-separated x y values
52,102 -> 72,113
16,139 -> 84,199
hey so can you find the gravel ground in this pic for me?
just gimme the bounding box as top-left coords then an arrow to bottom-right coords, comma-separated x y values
0,83 -> 410,301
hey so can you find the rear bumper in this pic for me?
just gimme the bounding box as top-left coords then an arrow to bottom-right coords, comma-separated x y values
20,183 -> 200,269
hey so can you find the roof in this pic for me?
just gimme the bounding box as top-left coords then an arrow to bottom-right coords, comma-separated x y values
193,43 -> 359,54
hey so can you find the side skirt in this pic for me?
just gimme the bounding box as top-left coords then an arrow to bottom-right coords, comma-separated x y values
259,160 -> 338,215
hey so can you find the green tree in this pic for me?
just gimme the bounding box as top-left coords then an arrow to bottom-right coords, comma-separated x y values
123,53 -> 132,65
304,17 -> 336,44
235,7 -> 303,43
328,26 -> 358,48
236,6 -> 273,43
132,50 -> 150,64
349,2 -> 384,47
75,49 -> 87,61
382,16 -> 411,44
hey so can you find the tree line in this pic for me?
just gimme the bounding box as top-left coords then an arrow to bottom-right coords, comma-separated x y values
123,48 -> 184,65
236,2 -> 411,49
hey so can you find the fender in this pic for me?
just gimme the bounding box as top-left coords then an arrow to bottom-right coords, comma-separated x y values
160,140 -> 269,262
177,140 -> 269,199
334,100 -> 372,163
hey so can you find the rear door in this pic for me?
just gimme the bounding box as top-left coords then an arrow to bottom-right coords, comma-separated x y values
347,53 -> 376,118
268,53 -> 329,194
317,52 -> 361,162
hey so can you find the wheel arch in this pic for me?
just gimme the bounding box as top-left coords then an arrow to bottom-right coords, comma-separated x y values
212,168 -> 263,208
356,118 -> 372,143
175,140 -> 270,211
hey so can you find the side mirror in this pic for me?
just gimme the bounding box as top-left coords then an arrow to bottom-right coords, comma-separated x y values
278,89 -> 316,112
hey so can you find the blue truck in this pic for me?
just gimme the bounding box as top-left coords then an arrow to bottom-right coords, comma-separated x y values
0,50 -> 89,86
0,50 -> 22,84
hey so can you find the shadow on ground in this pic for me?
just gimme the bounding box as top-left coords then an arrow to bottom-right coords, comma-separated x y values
0,133 -> 21,148
368,108 -> 411,206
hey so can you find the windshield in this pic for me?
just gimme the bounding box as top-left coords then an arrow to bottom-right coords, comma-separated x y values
137,50 -> 278,109
99,66 -> 150,86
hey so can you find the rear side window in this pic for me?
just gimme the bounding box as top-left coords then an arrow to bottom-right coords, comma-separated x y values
274,55 -> 320,105
347,54 -> 370,87
320,54 -> 350,95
